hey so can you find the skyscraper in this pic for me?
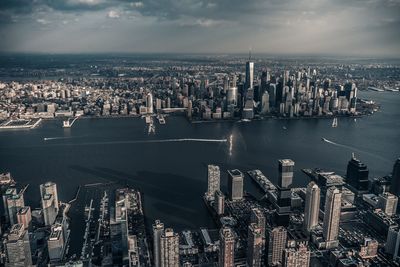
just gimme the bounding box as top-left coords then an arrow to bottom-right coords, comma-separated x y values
219,227 -> 235,267
261,91 -> 270,114
47,223 -> 65,262
17,207 -> 32,230
275,159 -> 294,226
160,228 -> 179,267
282,244 -> 310,267
228,169 -> 244,201
6,193 -> 24,226
250,208 -> 266,239
266,226 -> 287,266
213,190 -> 225,215
206,165 -> 220,200
40,182 -> 59,226
304,182 -> 320,233
247,223 -> 263,267
146,92 -> 154,114
323,187 -> 342,249
346,154 -> 369,192
390,158 -> 400,197
245,59 -> 254,91
377,192 -> 398,216
153,220 -> 164,267
5,223 -> 32,267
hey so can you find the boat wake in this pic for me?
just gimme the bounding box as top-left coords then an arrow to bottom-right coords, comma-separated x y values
44,138 -> 228,146
321,137 -> 392,163
44,136 -> 73,141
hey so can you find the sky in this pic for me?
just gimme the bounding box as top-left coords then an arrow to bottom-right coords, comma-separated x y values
0,0 -> 399,56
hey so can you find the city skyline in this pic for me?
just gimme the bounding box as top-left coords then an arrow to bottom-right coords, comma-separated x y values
0,0 -> 399,56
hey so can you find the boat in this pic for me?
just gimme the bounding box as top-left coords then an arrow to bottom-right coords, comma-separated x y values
282,126 -> 287,130
332,117 -> 338,128
321,137 -> 328,142
157,114 -> 166,124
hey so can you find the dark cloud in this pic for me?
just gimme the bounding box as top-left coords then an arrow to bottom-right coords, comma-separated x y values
0,0 -> 398,55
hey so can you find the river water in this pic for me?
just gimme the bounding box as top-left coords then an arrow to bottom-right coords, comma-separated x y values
0,91 -> 398,254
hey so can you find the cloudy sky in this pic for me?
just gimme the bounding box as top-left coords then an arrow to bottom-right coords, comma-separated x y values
0,0 -> 399,56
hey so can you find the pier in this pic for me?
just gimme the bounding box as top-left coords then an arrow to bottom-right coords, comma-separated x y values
63,116 -> 80,128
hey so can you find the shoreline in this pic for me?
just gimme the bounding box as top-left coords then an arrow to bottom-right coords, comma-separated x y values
0,112 -> 368,129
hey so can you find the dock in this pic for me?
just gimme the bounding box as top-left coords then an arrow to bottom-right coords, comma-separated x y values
63,116 -> 80,128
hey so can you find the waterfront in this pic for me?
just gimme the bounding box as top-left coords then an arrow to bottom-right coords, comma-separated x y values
0,91 -> 398,252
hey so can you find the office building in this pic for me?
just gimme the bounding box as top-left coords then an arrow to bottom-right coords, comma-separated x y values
17,207 -> 32,230
267,226 -> 287,266
377,192 -> 398,216
346,154 -> 369,192
5,224 -> 32,267
282,244 -> 310,267
386,227 -> 400,259
390,158 -> 400,197
153,220 -> 164,267
245,60 -> 254,91
359,238 -> 378,259
323,187 -> 342,249
247,223 -> 263,267
228,169 -> 244,201
40,182 -> 59,226
3,188 -> 17,224
275,159 -> 294,226
146,92 -> 154,114
304,182 -> 320,233
250,207 -> 266,239
261,91 -> 270,114
48,223 -> 65,262
160,228 -> 179,267
206,165 -> 220,200
214,190 -> 225,215
7,193 -> 24,226
219,227 -> 235,267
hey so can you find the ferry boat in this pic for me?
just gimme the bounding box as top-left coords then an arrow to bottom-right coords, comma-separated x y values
157,114 -> 166,124
331,117 -> 338,128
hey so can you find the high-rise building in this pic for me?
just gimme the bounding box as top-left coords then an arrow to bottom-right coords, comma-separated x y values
386,227 -> 400,259
17,207 -> 32,230
250,208 -> 266,239
3,188 -> 17,224
146,92 -> 154,114
5,224 -> 32,267
304,182 -> 320,233
219,227 -> 235,267
153,220 -> 165,267
245,60 -> 254,91
266,226 -> 287,266
213,190 -> 225,215
282,244 -> 310,267
206,165 -> 220,200
323,187 -> 342,249
40,182 -> 59,226
247,223 -> 263,267
6,193 -> 24,226
228,169 -> 244,201
346,154 -> 369,192
261,91 -> 270,114
359,238 -> 378,259
275,159 -> 294,226
160,228 -> 179,267
390,158 -> 400,197
377,192 -> 398,216
48,223 -> 65,262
